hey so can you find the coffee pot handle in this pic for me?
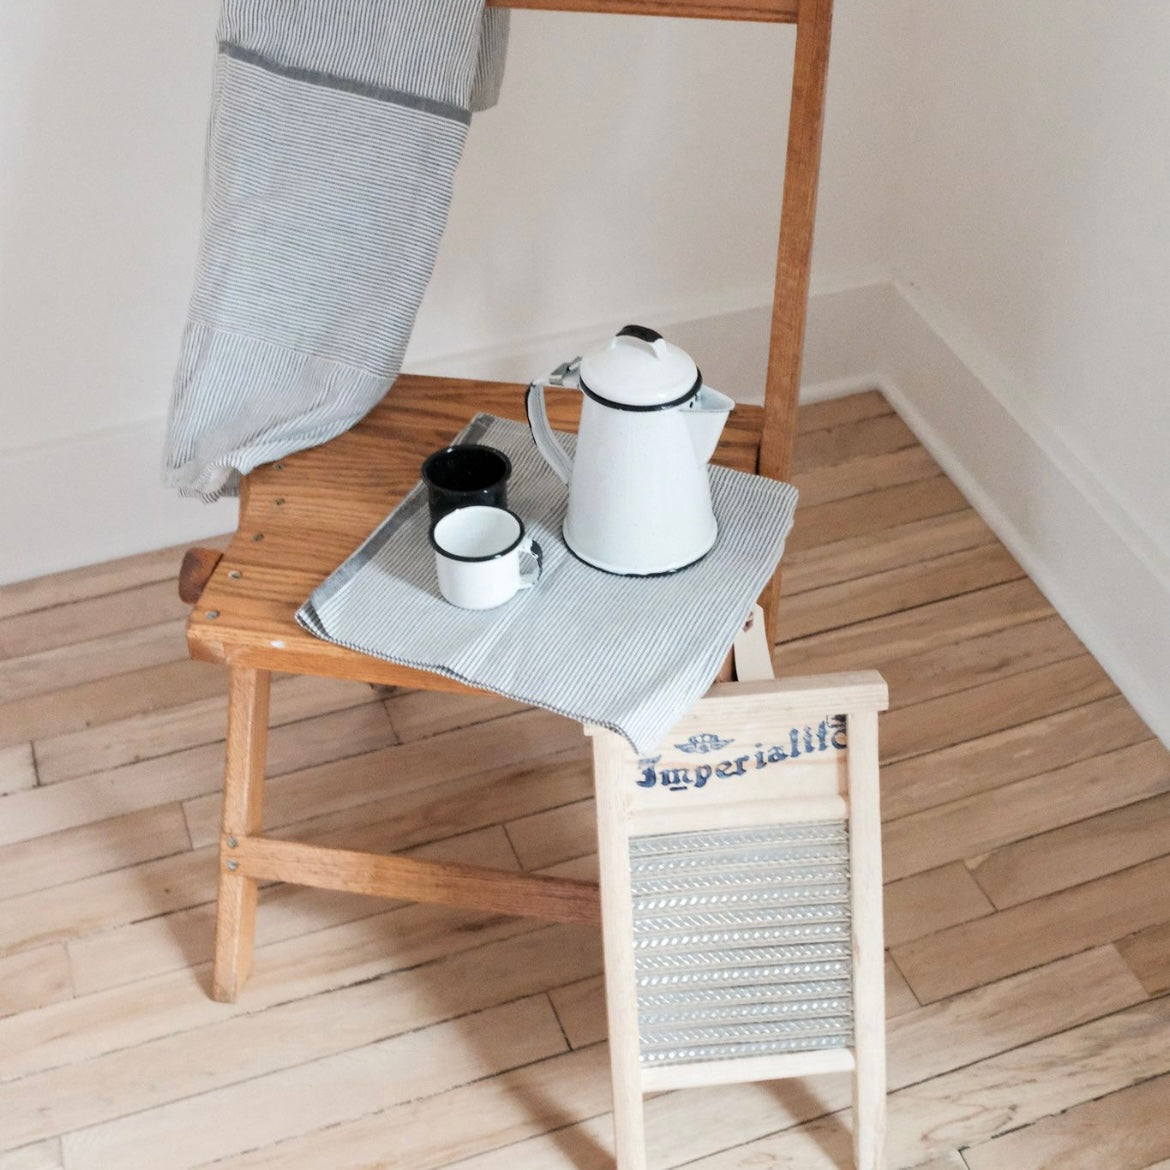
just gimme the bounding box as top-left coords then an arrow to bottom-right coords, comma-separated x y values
525,380 -> 575,486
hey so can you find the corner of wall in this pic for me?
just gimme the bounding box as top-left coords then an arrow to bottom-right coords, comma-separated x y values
873,280 -> 1170,750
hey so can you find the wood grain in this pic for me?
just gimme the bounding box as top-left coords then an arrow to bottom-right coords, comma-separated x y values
60,997 -> 568,1170
970,789 -> 1170,909
780,508 -> 996,597
0,535 -> 226,622
791,442 -> 940,507
784,475 -> 969,555
0,742 -> 35,796
181,708 -> 586,849
0,578 -> 190,660
66,827 -> 520,997
440,947 -> 1147,1170
880,692 -> 1151,821
0,911 -> 563,1086
9,930 -> 596,1155
488,0 -> 797,20
791,411 -> 918,476
177,548 -> 223,605
0,392 -> 1165,1169
33,672 -> 377,785
0,656 -> 228,749
777,541 -> 1024,641
199,1044 -> 614,1170
1116,919 -> 1170,996
0,803 -> 191,902
383,687 -> 528,743
682,989 -> 1167,1169
0,946 -> 72,1020
794,388 -> 892,433
0,618 -> 189,705
212,667 -> 269,1001
882,738 -> 1170,882
964,1070 -> 1170,1170
878,613 -> 1090,711
883,862 -> 995,948
784,571 -> 1051,660
229,836 -> 601,925
0,1141 -> 63,1170
893,854 -> 1170,1004
880,653 -> 1116,762
757,0 -> 834,493
847,706 -> 887,1170
0,699 -> 397,850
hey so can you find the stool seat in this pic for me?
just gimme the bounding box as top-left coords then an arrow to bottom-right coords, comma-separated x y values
186,373 -> 766,690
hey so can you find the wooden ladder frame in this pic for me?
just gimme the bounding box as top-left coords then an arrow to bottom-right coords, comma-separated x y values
486,0 -> 834,639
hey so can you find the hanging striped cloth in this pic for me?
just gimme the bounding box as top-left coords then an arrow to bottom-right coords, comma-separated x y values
164,0 -> 509,501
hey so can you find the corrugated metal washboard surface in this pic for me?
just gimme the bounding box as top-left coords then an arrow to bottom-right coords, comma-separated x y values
629,820 -> 853,1066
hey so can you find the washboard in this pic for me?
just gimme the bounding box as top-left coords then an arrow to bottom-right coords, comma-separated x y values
588,617 -> 888,1169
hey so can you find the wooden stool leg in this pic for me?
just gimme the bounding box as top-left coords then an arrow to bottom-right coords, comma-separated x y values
212,666 -> 271,1002
594,734 -> 648,1170
848,708 -> 887,1169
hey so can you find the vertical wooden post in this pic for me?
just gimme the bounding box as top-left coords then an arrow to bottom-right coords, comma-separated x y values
592,730 -> 648,1170
212,666 -> 271,1002
757,0 -> 835,642
847,707 -> 886,1169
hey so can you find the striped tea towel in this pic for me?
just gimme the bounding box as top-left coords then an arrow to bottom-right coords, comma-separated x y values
297,415 -> 799,753
164,0 -> 509,502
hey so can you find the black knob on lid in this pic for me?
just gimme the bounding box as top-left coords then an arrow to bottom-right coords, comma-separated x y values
616,324 -> 663,345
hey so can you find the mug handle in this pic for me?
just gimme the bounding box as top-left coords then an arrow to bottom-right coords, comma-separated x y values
518,538 -> 544,589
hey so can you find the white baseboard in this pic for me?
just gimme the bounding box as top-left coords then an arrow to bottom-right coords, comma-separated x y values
869,280 -> 1170,750
6,279 -> 1168,754
403,279 -> 892,409
0,421 -> 238,587
1,283 -> 869,588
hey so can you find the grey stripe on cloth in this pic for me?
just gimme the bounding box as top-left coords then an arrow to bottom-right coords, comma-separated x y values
217,42 -> 472,123
297,415 -> 799,754
164,0 -> 508,502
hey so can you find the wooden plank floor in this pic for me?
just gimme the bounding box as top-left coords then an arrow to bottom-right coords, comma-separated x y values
1,389 -> 1167,1170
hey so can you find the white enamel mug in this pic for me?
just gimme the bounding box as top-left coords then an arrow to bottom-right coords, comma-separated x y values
430,505 -> 543,609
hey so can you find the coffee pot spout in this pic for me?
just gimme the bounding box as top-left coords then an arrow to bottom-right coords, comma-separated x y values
685,385 -> 735,465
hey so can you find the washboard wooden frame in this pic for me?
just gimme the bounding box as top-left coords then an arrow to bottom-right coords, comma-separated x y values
589,644 -> 888,1169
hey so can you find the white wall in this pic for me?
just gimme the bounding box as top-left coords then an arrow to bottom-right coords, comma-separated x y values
0,0 -> 896,585
876,0 -> 1170,745
412,0 -> 896,371
894,1 -> 1170,535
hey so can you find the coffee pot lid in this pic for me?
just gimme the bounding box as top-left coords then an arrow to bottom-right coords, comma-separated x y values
577,325 -> 702,411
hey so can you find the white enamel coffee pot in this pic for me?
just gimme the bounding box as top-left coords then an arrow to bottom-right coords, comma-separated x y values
526,324 -> 734,576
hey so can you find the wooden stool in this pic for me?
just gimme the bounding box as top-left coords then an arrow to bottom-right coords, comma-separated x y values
589,616 -> 888,1169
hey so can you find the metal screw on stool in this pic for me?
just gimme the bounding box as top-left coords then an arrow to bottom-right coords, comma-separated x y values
252,533 -> 265,542
227,860 -> 239,872
229,570 -> 242,580
226,837 -> 238,848
205,610 -> 219,620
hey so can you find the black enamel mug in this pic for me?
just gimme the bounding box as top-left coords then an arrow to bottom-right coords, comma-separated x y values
421,444 -> 512,526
